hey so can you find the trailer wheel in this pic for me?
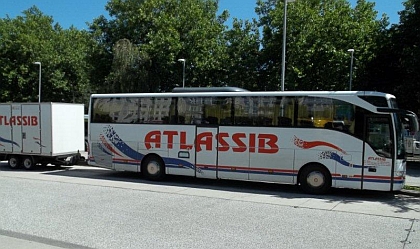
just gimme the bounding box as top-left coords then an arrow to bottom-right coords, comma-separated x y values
22,157 -> 35,170
69,155 -> 79,166
8,156 -> 20,169
142,155 -> 165,181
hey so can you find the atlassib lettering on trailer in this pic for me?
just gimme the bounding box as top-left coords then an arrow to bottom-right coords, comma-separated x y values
0,115 -> 38,126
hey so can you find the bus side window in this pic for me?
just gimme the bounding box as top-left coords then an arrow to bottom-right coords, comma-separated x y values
324,121 -> 345,131
278,117 -> 292,127
353,107 -> 365,139
205,116 -> 218,125
324,122 -> 333,129
333,121 -> 345,131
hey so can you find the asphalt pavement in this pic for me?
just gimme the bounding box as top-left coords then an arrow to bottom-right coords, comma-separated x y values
0,158 -> 420,248
1,164 -> 420,249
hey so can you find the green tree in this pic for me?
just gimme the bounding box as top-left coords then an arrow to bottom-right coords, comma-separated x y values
0,6 -> 98,104
90,0 -> 229,93
391,0 -> 419,112
360,0 -> 420,113
0,7 -> 56,102
223,18 -> 261,90
257,0 -> 387,91
106,38 -> 149,93
392,0 -> 420,113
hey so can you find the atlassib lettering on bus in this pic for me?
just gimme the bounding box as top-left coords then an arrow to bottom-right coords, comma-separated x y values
144,130 -> 279,153
0,115 -> 38,126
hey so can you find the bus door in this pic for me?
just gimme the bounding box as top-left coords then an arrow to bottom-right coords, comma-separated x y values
216,126 -> 250,181
362,115 -> 394,191
195,126 -> 218,179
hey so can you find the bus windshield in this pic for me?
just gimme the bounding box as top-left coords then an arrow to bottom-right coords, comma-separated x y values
394,113 -> 406,159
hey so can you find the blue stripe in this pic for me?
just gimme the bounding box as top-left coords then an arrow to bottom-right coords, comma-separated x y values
0,136 -> 20,147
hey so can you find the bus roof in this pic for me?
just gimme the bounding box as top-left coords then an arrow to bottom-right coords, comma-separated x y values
172,87 -> 249,93
91,90 -> 395,100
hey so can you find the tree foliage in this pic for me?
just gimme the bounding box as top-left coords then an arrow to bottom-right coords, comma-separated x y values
390,0 -> 420,112
396,0 -> 420,112
90,0 -> 229,92
257,0 -> 387,91
223,18 -> 261,90
1,0 -> 420,114
0,7 -> 98,104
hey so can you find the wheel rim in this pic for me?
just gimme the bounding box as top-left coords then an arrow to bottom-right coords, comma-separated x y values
23,158 -> 32,169
9,158 -> 18,168
306,171 -> 325,188
146,160 -> 160,175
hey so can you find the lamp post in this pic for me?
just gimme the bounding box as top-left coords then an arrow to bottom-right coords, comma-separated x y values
34,62 -> 41,103
178,59 -> 186,88
281,0 -> 295,92
347,49 -> 354,91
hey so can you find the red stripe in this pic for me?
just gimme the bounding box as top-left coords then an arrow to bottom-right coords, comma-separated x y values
113,158 -> 141,163
196,163 -> 298,173
354,175 -> 391,180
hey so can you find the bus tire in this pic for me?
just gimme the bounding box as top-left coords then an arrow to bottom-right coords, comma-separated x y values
142,155 -> 165,181
8,156 -> 20,169
22,156 -> 35,170
299,164 -> 331,194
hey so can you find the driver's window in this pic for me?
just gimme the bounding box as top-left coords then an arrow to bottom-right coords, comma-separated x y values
366,117 -> 392,158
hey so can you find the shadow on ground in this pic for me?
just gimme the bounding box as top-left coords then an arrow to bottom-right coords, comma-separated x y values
1,161 -> 419,215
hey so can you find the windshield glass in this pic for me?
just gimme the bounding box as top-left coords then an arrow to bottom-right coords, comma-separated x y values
390,98 -> 405,158
395,113 -> 406,159
389,98 -> 398,109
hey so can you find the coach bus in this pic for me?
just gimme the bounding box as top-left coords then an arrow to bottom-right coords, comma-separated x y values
87,88 -> 418,194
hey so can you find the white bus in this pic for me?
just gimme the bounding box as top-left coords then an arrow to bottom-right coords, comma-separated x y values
87,88 -> 418,194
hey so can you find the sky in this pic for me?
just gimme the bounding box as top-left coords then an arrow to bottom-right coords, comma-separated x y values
0,0 -> 406,29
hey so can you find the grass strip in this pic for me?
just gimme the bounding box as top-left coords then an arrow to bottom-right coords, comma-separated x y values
403,185 -> 420,191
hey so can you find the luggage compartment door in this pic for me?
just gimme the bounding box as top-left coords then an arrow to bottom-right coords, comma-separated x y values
0,105 -> 13,152
22,104 -> 41,154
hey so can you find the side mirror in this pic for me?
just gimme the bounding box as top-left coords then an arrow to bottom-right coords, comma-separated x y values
404,111 -> 419,134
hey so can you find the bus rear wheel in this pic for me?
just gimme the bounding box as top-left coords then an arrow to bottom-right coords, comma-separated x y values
299,164 -> 331,194
142,155 -> 165,181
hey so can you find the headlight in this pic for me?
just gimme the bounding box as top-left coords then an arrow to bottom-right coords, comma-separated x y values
395,171 -> 405,177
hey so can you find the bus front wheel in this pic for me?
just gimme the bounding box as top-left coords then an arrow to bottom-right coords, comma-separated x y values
142,155 -> 165,181
299,164 -> 331,194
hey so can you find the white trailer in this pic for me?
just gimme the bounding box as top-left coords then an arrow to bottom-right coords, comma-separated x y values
0,102 -> 84,169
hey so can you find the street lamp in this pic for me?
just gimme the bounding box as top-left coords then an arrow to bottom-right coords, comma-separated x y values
178,59 -> 186,88
281,0 -> 295,92
347,49 -> 354,91
34,62 -> 41,103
